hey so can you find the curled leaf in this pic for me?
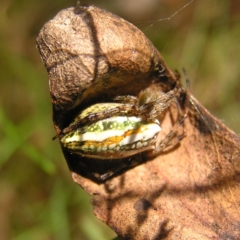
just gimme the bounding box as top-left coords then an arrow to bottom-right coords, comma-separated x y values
36,4 -> 176,133
37,4 -> 240,239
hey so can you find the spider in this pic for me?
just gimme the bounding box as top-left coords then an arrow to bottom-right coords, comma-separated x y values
60,80 -> 189,161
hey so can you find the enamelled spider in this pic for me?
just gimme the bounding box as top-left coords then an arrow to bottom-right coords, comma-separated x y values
60,80 -> 189,161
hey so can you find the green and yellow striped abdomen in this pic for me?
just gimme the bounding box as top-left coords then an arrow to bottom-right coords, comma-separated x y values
61,115 -> 161,159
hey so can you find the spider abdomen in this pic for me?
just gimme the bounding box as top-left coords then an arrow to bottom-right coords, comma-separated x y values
61,115 -> 161,159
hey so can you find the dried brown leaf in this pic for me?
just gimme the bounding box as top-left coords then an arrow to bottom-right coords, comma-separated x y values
36,4 -> 176,133
36,4 -> 240,240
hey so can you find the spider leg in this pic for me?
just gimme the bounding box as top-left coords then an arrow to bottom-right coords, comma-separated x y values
149,89 -> 179,119
148,114 -> 187,157
149,70 -> 190,157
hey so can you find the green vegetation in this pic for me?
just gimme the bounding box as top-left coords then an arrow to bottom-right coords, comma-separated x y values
0,0 -> 239,239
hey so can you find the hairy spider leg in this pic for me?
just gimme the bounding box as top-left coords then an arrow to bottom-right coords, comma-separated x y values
149,69 -> 190,156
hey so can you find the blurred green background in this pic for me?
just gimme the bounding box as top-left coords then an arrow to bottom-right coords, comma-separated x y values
0,0 -> 239,239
